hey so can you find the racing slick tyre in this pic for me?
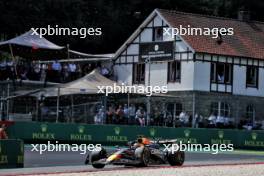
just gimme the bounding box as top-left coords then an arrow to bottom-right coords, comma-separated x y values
90,147 -> 107,169
135,147 -> 151,167
168,151 -> 185,166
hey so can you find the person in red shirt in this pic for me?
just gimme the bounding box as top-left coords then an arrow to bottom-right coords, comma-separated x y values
0,124 -> 8,139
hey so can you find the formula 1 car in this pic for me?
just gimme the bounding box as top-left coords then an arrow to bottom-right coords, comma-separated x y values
85,137 -> 185,169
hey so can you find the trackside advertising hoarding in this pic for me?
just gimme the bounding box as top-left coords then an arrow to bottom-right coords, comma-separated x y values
7,122 -> 264,150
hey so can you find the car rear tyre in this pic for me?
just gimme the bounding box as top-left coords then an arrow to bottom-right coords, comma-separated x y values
168,151 -> 185,166
90,148 -> 107,169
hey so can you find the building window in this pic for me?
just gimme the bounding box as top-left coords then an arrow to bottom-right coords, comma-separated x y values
211,63 -> 232,84
175,103 -> 183,116
210,102 -> 218,116
153,27 -> 163,41
166,103 -> 183,116
168,61 -> 181,82
220,102 -> 230,117
246,105 -> 255,123
246,66 -> 258,88
133,63 -> 145,84
210,102 -> 231,117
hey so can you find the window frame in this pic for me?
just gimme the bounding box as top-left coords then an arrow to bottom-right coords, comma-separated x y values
153,27 -> 163,41
132,63 -> 145,84
211,62 -> 232,85
246,104 -> 255,123
167,60 -> 181,83
246,66 -> 259,88
166,102 -> 183,118
210,102 -> 231,117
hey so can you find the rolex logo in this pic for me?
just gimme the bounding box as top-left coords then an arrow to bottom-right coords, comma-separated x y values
78,126 -> 85,134
114,127 -> 121,135
184,130 -> 191,137
251,132 -> 257,140
218,131 -> 224,139
41,124 -> 48,133
149,128 -> 156,137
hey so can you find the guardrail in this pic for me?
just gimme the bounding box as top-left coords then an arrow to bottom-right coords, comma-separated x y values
7,121 -> 264,149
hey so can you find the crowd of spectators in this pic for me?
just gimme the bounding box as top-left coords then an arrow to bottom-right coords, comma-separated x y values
0,60 -> 111,84
93,104 -> 264,130
94,104 -> 196,127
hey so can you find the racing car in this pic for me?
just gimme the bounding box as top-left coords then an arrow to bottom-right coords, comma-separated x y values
85,137 -> 185,168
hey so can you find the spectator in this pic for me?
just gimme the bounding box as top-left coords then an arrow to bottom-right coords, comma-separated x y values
52,60 -> 62,71
0,124 -> 8,139
115,105 -> 124,124
76,63 -> 82,78
40,63 -> 47,82
128,104 -> 136,125
165,111 -> 173,127
62,63 -> 69,82
123,104 -> 129,124
136,107 -> 145,126
0,60 -> 7,80
208,113 -> 217,127
216,115 -> 225,128
106,105 -> 115,124
68,62 -> 77,81
217,71 -> 224,83
179,111 -> 186,126
33,63 -> 41,80
94,108 -> 104,124
51,60 -> 62,82
153,107 -> 161,126
194,113 -> 199,128
19,67 -> 28,80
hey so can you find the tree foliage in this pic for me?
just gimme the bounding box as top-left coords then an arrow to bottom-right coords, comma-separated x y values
0,0 -> 263,54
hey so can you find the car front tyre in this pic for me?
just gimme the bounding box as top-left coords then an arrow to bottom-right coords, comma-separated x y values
90,148 -> 107,169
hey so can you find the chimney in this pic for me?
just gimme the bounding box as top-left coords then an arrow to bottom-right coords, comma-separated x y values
238,11 -> 251,21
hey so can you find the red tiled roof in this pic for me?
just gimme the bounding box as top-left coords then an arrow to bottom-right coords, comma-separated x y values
157,9 -> 264,59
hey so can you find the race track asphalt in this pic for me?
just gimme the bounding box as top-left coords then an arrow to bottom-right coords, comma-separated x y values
0,145 -> 264,175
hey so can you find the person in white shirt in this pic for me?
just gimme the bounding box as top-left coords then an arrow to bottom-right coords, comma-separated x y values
68,63 -> 77,80
208,113 -> 217,127
68,63 -> 77,73
52,60 -> 62,71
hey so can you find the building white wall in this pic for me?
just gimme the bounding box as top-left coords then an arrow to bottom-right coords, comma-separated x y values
147,61 -> 194,91
193,61 -> 211,91
114,61 -> 195,91
166,61 -> 195,91
148,62 -> 167,86
113,11 -> 264,98
233,65 -> 264,97
114,12 -> 195,90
